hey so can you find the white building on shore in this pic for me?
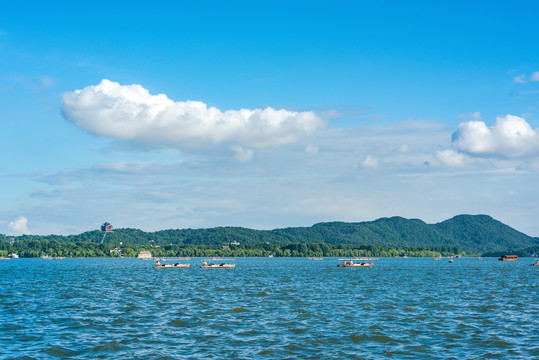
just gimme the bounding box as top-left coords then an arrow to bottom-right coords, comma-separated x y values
137,251 -> 152,259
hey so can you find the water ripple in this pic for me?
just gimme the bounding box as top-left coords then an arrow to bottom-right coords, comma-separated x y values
0,257 -> 537,359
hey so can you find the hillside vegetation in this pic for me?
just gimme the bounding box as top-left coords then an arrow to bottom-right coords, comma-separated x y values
2,214 -> 538,257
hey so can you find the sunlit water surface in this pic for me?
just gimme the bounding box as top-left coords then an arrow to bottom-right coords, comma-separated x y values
1,257 -> 537,359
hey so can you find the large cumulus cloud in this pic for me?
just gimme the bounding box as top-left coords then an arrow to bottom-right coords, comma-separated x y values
62,79 -> 325,150
452,115 -> 539,157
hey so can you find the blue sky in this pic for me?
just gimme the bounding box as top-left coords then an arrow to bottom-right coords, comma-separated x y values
2,1 -> 539,236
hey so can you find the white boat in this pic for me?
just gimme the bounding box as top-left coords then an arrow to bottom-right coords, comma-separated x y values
200,258 -> 235,269
337,258 -> 376,267
154,261 -> 190,269
153,258 -> 190,268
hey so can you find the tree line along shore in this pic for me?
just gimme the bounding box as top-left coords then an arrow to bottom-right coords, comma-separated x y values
1,240 -> 537,258
2,214 -> 538,258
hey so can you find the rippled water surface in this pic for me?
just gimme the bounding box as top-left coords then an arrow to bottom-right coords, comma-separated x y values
1,257 -> 538,359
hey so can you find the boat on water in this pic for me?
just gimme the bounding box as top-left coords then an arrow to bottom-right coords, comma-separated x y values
499,255 -> 518,261
449,258 -> 454,263
337,258 -> 376,267
200,258 -> 235,269
308,257 -> 324,260
9,253 -> 19,259
154,261 -> 190,269
153,258 -> 190,268
531,259 -> 539,266
477,257 -> 483,260
42,255 -> 53,260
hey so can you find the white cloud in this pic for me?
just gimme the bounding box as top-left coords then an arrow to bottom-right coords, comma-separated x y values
62,79 -> 325,151
514,71 -> 539,83
362,155 -> 378,168
458,111 -> 481,120
8,216 -> 30,235
8,116 -> 539,237
514,74 -> 527,83
231,146 -> 254,162
40,76 -> 55,89
435,149 -> 467,167
305,144 -> 318,155
398,144 -> 409,153
452,114 -> 539,157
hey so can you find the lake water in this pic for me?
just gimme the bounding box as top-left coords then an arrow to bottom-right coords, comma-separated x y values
1,257 -> 537,359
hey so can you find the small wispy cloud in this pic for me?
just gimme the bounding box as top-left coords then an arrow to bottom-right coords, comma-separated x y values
305,144 -> 318,155
231,146 -> 254,162
5,75 -> 56,91
40,75 -> 55,89
458,112 -> 481,120
362,155 -> 378,168
398,144 -> 409,153
513,71 -> 539,83
514,74 -> 527,83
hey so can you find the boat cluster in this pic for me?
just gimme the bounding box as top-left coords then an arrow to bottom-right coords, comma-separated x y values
152,257 -> 383,269
153,258 -> 236,269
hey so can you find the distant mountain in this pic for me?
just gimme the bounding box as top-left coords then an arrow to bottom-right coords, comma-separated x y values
433,215 -> 537,253
9,214 -> 538,255
270,215 -> 537,254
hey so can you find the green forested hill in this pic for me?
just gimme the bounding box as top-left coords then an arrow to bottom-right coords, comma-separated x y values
432,215 -> 536,253
272,215 -> 537,253
3,214 -> 538,256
